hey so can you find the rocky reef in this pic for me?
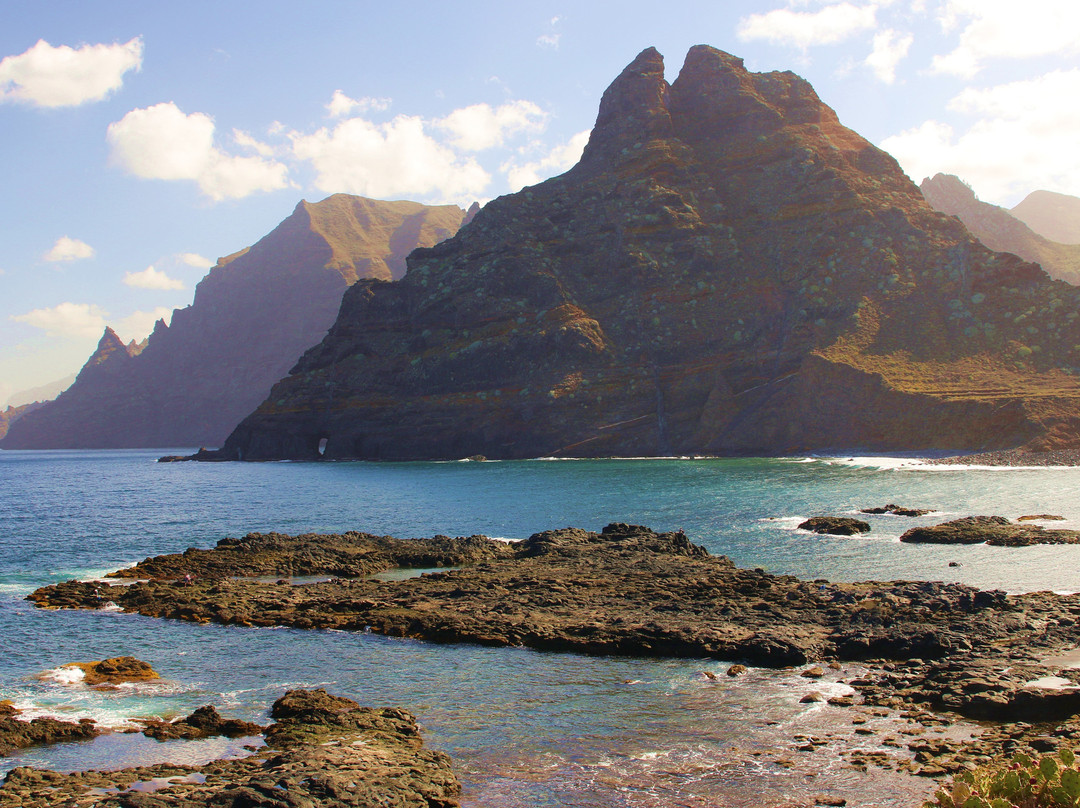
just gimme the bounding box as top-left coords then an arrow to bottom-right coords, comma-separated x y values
0,689 -> 460,807
28,523 -> 1080,725
921,173 -> 1080,285
208,46 -> 1080,462
1,195 -> 468,450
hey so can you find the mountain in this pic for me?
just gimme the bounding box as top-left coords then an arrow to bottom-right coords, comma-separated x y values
1012,190 -> 1080,245
920,174 -> 1080,285
215,46 -> 1080,461
0,402 -> 44,442
4,374 -> 76,409
1,195 -> 467,449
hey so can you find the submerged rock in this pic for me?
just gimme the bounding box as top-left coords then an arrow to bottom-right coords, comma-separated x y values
861,504 -> 933,517
798,517 -> 871,536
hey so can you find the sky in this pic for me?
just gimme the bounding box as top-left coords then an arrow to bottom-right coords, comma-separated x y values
3,0 -> 1080,405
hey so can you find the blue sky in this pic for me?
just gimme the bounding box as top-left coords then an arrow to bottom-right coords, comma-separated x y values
3,0 -> 1079,404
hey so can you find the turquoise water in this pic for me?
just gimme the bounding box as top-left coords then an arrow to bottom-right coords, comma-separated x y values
3,449 -> 1080,805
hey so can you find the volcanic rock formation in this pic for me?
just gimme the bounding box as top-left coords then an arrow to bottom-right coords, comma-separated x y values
1,196 -> 467,449
216,46 -> 1080,461
921,174 -> 1080,285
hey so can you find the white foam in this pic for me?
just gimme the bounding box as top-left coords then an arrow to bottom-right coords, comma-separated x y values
758,516 -> 806,531
42,666 -> 87,685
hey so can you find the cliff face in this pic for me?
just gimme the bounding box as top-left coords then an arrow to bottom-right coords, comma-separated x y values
921,174 -> 1080,285
1,196 -> 466,449
1012,190 -> 1080,245
219,46 -> 1080,461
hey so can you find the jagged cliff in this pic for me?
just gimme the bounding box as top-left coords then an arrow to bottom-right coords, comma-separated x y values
1,196 -> 466,449
921,174 -> 1080,285
1012,190 -> 1080,245
216,46 -> 1080,461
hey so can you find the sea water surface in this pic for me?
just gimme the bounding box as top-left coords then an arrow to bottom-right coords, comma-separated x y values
3,449 -> 1080,806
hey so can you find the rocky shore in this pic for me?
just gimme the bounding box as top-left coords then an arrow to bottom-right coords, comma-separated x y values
0,689 -> 460,807
25,522 -> 1080,794
27,524 -> 1080,714
928,449 -> 1080,466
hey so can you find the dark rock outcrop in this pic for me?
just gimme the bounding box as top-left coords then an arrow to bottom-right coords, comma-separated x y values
212,46 -> 1080,461
1,196 -> 468,449
140,705 -> 263,741
0,703 -> 99,757
899,515 -> 1080,546
860,504 -> 932,517
798,517 -> 871,535
921,173 -> 1080,285
0,690 -> 461,807
1012,189 -> 1080,245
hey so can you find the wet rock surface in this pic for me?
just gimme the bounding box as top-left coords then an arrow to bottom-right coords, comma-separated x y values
0,689 -> 459,807
798,517 -> 871,535
0,703 -> 100,757
861,504 -> 933,517
139,706 -> 264,742
899,515 -> 1080,546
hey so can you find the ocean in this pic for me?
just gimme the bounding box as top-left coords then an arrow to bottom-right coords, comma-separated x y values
3,449 -> 1080,806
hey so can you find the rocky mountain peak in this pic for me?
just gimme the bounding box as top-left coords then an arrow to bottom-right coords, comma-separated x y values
921,174 -> 978,208
74,327 -> 135,385
578,46 -> 672,170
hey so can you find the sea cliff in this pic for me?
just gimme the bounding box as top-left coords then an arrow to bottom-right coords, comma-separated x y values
213,46 -> 1080,461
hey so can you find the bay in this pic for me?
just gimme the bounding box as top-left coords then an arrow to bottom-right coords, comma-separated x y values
3,449 -> 1080,806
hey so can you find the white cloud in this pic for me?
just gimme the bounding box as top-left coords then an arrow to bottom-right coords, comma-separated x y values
290,114 -> 490,201
537,34 -> 561,49
864,29 -> 912,83
502,130 -> 590,191
107,102 -> 290,201
0,37 -> 142,108
44,236 -> 94,262
435,101 -> 547,152
931,0 -> 1080,78
880,69 -> 1080,203
123,265 -> 184,290
115,307 -> 172,343
326,90 -> 391,118
178,252 -> 213,269
232,129 -> 277,157
12,302 -> 107,338
737,3 -> 877,49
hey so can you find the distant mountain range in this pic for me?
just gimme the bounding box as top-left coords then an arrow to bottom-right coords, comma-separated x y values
1012,190 -> 1080,245
209,46 -> 1080,461
1,195 -> 472,449
920,174 -> 1080,286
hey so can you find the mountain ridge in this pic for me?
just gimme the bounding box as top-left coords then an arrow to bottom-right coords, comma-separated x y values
1,195 -> 468,449
208,45 -> 1080,461
920,174 -> 1080,286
